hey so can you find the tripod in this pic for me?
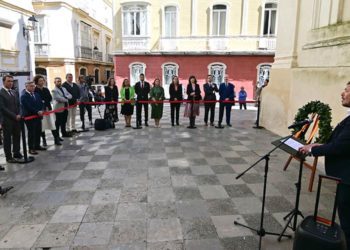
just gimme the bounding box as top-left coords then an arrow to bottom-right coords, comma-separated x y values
278,156 -> 305,241
234,135 -> 293,250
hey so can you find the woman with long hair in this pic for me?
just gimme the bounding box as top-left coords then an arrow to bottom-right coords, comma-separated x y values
150,78 -> 164,128
33,75 -> 58,146
120,79 -> 135,127
104,77 -> 119,128
184,75 -> 201,128
169,76 -> 183,126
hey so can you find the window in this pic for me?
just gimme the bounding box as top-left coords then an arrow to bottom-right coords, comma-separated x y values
34,16 -> 48,43
129,63 -> 145,85
257,64 -> 271,87
80,21 -> 92,48
212,5 -> 227,36
122,5 -> 148,36
164,6 -> 177,37
94,68 -> 100,84
163,63 -> 178,86
106,70 -> 111,80
263,3 -> 277,36
209,63 -> 226,84
80,67 -> 87,76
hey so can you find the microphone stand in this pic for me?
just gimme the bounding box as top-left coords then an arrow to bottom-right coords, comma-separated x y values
253,98 -> 264,129
234,135 -> 293,250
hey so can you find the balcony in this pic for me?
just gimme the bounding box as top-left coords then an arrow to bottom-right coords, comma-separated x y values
76,46 -> 92,59
258,37 -> 277,50
157,36 -> 276,52
159,38 -> 177,51
122,36 -> 150,51
34,43 -> 50,56
93,50 -> 103,61
207,37 -> 228,50
106,54 -> 113,63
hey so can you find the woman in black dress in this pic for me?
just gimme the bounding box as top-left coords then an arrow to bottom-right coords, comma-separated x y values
120,79 -> 135,127
169,76 -> 183,126
104,77 -> 119,128
184,75 -> 201,128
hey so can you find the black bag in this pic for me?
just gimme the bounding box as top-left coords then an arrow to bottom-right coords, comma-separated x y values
94,119 -> 111,131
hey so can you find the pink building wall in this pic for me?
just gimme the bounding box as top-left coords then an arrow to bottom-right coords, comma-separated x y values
113,55 -> 274,100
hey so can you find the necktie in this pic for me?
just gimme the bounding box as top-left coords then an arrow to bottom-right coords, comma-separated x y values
141,82 -> 144,89
8,90 -> 13,97
31,93 -> 35,99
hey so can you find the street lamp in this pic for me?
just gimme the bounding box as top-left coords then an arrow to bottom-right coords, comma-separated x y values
23,15 -> 38,38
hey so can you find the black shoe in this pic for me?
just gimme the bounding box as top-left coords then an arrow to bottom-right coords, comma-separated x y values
59,137 -> 64,141
6,158 -> 18,164
210,123 -> 214,126
72,129 -> 80,134
13,153 -> 23,159
35,146 -> 47,151
62,133 -> 72,138
176,122 -> 180,126
227,124 -> 232,127
29,150 -> 38,155
172,123 -> 175,126
145,122 -> 148,127
0,186 -> 13,195
54,139 -> 62,146
215,124 -> 224,129
0,166 -> 5,171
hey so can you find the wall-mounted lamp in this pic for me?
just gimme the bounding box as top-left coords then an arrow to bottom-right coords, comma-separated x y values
23,15 -> 38,38
93,46 -> 99,51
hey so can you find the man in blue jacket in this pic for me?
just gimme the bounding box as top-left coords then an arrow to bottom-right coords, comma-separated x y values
217,75 -> 235,128
299,81 -> 350,249
21,81 -> 44,155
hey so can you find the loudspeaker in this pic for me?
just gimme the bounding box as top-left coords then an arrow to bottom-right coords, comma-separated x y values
293,216 -> 346,250
293,175 -> 347,250
94,119 -> 111,131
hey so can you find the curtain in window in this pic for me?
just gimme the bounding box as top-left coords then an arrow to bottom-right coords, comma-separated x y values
123,6 -> 147,36
212,5 -> 227,36
165,6 -> 176,37
131,64 -> 144,85
164,64 -> 177,85
210,64 -> 224,84
34,17 -> 47,43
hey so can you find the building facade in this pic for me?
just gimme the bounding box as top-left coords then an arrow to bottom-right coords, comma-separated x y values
0,0 -> 36,91
32,0 -> 114,89
112,0 -> 278,98
261,0 -> 350,135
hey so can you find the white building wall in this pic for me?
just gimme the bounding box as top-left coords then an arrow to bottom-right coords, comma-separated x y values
0,0 -> 36,92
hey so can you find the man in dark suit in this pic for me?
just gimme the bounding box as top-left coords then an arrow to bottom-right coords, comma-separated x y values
21,81 -> 44,155
0,75 -> 22,163
203,75 -> 218,126
299,81 -> 350,249
134,73 -> 150,127
62,73 -> 80,134
217,75 -> 235,128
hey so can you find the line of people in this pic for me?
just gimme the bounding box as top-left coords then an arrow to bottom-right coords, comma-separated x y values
117,73 -> 239,129
0,72 -> 244,163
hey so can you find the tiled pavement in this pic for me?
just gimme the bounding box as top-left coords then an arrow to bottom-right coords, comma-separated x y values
0,104 -> 335,249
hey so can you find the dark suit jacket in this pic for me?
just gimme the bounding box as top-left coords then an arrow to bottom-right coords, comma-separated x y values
20,92 -> 43,117
0,88 -> 20,124
169,84 -> 183,101
134,81 -> 150,100
186,83 -> 201,101
203,83 -> 218,100
312,115 -> 350,184
219,82 -> 235,101
62,82 -> 80,105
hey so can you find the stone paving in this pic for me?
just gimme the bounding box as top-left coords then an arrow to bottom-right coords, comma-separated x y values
0,104 -> 335,249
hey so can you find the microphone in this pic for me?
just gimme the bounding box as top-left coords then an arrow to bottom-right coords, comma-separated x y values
288,119 -> 313,129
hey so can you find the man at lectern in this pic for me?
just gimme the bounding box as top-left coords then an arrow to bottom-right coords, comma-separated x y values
299,81 -> 350,249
